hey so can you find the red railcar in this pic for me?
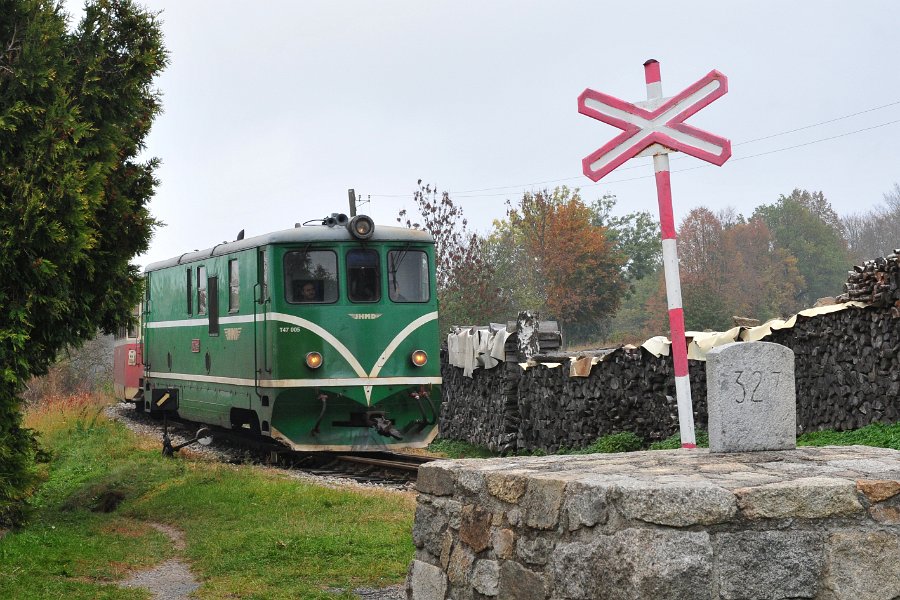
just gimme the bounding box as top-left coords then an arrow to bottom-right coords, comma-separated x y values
113,307 -> 143,401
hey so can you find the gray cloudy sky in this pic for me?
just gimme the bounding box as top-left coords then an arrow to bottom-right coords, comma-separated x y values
66,1 -> 900,267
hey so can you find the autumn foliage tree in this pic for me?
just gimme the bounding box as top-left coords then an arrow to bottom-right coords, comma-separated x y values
399,181 -> 501,333
0,0 -> 166,524
719,219 -> 804,319
646,207 -> 731,332
643,207 -> 805,333
488,187 -> 626,342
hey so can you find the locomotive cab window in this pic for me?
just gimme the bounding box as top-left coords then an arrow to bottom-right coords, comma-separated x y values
284,250 -> 338,303
347,249 -> 380,303
388,250 -> 430,302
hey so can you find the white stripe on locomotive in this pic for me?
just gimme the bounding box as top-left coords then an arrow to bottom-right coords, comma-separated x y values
145,311 -> 440,404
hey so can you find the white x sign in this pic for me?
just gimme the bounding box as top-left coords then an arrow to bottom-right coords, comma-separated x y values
578,70 -> 731,181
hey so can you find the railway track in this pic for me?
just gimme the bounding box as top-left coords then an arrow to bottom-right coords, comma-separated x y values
294,452 -> 437,485
108,402 -> 441,488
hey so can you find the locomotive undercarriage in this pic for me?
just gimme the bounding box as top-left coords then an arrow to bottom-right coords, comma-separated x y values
140,379 -> 439,452
268,385 -> 440,452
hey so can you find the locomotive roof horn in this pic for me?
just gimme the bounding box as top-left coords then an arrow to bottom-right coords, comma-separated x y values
323,213 -> 350,227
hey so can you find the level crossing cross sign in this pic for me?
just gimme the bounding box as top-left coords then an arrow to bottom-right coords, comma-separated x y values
578,60 -> 732,448
578,63 -> 731,181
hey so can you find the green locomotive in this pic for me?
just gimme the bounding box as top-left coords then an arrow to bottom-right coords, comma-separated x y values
138,214 -> 441,451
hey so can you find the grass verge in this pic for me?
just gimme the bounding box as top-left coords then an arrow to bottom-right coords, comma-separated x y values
1,394 -> 416,599
797,421 -> 900,449
426,438 -> 499,459
648,429 -> 711,450
431,419 -> 900,458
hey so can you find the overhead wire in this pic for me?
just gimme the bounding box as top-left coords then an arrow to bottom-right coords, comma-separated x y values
453,119 -> 900,198
367,100 -> 900,199
448,117 -> 900,199
457,117 -> 900,198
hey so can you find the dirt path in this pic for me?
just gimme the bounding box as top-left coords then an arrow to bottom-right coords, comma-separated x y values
118,523 -> 200,600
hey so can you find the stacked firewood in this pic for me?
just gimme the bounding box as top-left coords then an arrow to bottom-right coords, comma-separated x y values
439,317 -> 562,453
837,250 -> 900,313
768,305 -> 900,433
514,349 -> 708,452
440,344 -> 710,453
438,354 -> 521,453
438,254 -> 900,453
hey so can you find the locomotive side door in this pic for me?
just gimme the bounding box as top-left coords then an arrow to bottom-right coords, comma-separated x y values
256,246 -> 270,377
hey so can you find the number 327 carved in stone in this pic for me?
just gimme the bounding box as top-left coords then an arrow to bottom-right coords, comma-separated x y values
734,370 -> 782,403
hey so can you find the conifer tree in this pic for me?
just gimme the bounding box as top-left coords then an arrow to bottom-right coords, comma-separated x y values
0,0 -> 166,525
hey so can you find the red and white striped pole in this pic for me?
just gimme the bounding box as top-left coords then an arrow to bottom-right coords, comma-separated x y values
644,59 -> 696,448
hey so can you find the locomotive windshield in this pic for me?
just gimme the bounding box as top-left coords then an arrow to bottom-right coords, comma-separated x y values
388,250 -> 430,302
347,249 -> 380,303
284,250 -> 338,303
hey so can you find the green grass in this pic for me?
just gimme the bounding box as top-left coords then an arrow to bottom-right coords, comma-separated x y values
572,431 -> 644,454
645,422 -> 900,451
427,438 -> 500,458
1,403 -> 177,599
798,421 -> 900,450
430,431 -> 645,458
433,420 -> 900,458
0,513 -> 170,599
2,395 -> 416,599
648,429 -> 710,450
126,466 -> 414,599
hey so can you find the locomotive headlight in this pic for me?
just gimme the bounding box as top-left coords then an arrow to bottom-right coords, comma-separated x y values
305,352 -> 323,369
411,350 -> 428,367
347,215 -> 375,240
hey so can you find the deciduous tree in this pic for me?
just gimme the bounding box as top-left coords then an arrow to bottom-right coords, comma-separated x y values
0,0 -> 166,524
677,207 -> 725,281
672,207 -> 730,330
720,218 -> 804,319
843,183 -> 900,263
589,193 -> 661,283
489,187 -> 626,342
399,181 -> 501,333
642,207 -> 805,334
753,190 -> 849,305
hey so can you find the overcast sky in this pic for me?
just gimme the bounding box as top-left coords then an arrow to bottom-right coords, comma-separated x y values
65,1 -> 900,268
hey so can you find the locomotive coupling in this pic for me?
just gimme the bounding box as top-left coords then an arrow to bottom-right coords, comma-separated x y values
372,416 -> 403,440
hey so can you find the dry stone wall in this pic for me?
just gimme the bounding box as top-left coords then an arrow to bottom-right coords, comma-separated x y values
440,302 -> 899,453
406,446 -> 900,600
